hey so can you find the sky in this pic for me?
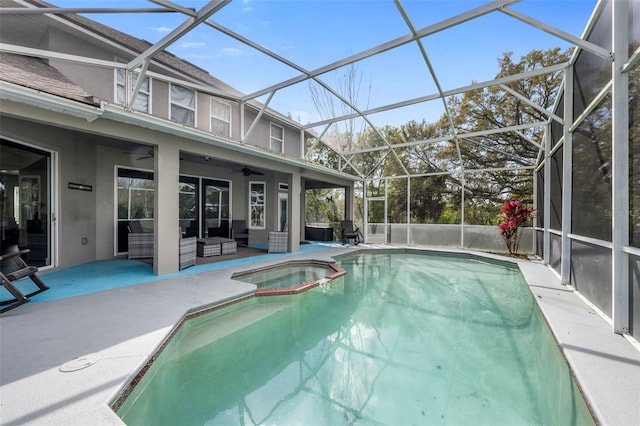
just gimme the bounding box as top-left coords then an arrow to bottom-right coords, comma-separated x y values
51,0 -> 598,129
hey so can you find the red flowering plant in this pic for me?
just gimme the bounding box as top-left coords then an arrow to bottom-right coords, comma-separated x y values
498,200 -> 535,255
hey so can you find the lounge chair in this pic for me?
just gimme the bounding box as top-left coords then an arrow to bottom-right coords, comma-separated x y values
340,220 -> 361,245
0,248 -> 49,313
231,220 -> 249,246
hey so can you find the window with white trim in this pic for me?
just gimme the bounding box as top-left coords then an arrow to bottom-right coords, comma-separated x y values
170,83 -> 196,126
270,123 -> 284,153
210,98 -> 231,137
249,181 -> 265,229
115,69 -> 151,113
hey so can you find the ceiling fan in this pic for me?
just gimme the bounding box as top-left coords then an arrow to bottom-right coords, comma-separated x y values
232,166 -> 264,176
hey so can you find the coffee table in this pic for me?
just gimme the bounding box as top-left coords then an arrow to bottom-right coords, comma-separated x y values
196,237 -> 237,257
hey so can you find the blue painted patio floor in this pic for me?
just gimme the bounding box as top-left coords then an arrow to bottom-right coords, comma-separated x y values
2,242 -> 343,305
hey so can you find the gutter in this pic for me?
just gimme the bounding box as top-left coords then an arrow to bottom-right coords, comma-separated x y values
0,82 -> 103,122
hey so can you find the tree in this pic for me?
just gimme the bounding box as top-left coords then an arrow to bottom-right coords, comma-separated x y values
308,48 -> 570,227
444,48 -> 571,223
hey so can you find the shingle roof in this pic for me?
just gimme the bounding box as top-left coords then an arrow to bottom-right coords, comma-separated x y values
0,51 -> 99,106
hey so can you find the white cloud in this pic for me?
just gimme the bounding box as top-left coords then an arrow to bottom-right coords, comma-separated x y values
217,47 -> 243,57
185,54 -> 215,59
242,6 -> 254,12
179,41 -> 206,49
148,26 -> 172,34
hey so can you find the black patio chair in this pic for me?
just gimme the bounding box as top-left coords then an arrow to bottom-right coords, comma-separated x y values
341,220 -> 361,246
231,220 -> 249,246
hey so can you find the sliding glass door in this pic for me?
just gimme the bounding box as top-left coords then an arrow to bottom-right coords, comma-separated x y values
202,178 -> 230,238
0,139 -> 52,267
179,176 -> 199,237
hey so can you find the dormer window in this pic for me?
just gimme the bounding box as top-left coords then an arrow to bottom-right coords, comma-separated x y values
210,98 -> 231,137
115,69 -> 150,113
170,83 -> 196,126
270,123 -> 284,153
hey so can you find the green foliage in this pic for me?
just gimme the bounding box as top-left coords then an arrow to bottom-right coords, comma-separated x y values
306,48 -> 571,227
305,188 -> 344,224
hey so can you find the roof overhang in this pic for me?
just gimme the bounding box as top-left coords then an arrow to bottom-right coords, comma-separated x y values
0,80 -> 103,122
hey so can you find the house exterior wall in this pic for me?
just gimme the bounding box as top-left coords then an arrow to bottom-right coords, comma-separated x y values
0,115 -> 99,268
0,8 -> 357,275
46,26 -> 119,103
0,16 -> 302,156
242,107 -> 302,158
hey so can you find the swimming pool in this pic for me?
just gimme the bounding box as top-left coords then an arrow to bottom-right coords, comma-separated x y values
114,251 -> 594,425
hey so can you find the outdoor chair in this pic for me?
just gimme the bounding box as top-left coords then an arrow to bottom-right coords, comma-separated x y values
0,248 -> 49,313
208,220 -> 229,238
179,228 -> 197,270
127,220 -> 153,259
341,220 -> 361,246
268,231 -> 288,253
231,220 -> 249,246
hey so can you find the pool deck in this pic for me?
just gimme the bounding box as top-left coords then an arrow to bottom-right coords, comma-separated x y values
1,245 -> 639,425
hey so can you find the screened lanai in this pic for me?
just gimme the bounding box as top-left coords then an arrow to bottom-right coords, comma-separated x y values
0,0 -> 638,339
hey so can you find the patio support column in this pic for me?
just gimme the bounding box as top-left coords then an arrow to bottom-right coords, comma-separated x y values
611,0 -> 629,334
299,183 -> 306,244
561,66 -> 573,286
543,124 -> 551,265
363,179 -> 368,243
345,183 -> 354,222
460,175 -> 465,248
153,144 -> 180,275
287,172 -> 301,252
406,176 -> 411,245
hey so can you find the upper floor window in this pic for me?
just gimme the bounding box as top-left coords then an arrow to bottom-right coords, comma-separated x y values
210,99 -> 231,137
171,84 -> 196,126
270,123 -> 284,153
115,69 -> 150,113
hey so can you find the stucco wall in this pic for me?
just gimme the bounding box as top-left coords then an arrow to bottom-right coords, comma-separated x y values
0,116 -> 98,268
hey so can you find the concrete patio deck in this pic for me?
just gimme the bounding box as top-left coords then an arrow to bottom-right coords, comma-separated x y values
1,245 -> 639,425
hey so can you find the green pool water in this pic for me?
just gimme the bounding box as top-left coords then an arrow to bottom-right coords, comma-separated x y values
116,251 -> 594,425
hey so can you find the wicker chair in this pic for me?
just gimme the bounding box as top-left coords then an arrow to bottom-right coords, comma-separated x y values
179,229 -> 197,270
127,222 -> 196,270
127,221 -> 153,259
268,231 -> 288,253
